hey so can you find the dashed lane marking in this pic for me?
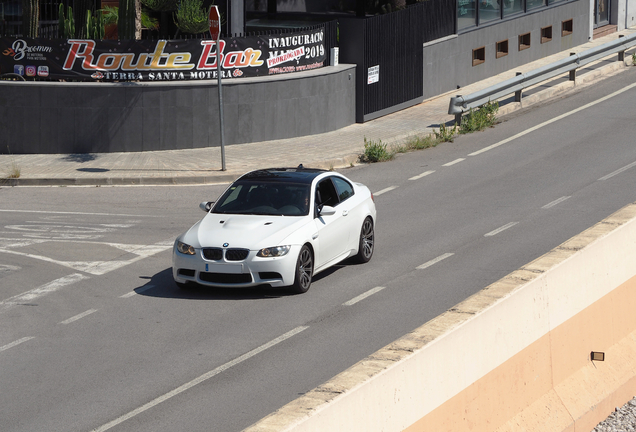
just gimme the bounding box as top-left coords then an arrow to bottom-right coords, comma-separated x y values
374,186 -> 398,196
343,287 -> 385,306
409,170 -> 435,181
598,160 -> 636,181
60,309 -> 97,325
542,196 -> 571,209
417,253 -> 454,270
0,337 -> 35,353
443,158 -> 465,167
485,222 -> 519,237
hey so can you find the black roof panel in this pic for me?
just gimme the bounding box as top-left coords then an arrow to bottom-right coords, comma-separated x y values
238,167 -> 327,184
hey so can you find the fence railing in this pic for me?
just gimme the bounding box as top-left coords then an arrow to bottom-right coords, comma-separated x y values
448,32 -> 636,123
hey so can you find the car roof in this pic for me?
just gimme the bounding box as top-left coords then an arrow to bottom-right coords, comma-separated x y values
237,167 -> 328,185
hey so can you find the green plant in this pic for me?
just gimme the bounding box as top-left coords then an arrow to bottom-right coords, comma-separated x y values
434,122 -> 458,142
360,137 -> 393,163
118,0 -> 136,39
59,4 -> 75,38
142,0 -> 179,12
101,6 -> 159,31
459,100 -> 499,134
632,51 -> 636,66
174,0 -> 209,34
86,10 -> 105,39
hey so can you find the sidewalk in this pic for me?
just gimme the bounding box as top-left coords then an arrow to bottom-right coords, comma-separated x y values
2,29 -> 634,187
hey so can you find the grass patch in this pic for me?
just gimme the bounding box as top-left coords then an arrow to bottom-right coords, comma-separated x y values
434,122 -> 457,142
360,137 -> 393,163
360,101 -> 498,164
459,100 -> 499,134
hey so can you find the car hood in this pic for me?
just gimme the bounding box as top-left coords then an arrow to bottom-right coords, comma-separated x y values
181,213 -> 311,249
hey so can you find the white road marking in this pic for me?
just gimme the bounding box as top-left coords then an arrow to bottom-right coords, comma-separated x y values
417,253 -> 454,270
485,222 -> 519,237
542,196 -> 571,209
0,241 -> 172,276
0,209 -> 161,217
0,337 -> 34,353
91,326 -> 309,432
409,170 -> 435,180
120,285 -> 155,298
343,287 -> 385,306
374,186 -> 398,196
468,82 -> 636,157
443,158 -> 465,166
598,160 -> 636,181
60,309 -> 97,324
0,274 -> 89,314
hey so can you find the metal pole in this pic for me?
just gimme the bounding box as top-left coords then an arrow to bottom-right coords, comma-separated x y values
217,34 -> 226,171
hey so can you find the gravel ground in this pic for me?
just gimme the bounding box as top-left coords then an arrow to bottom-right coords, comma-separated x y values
592,397 -> 636,432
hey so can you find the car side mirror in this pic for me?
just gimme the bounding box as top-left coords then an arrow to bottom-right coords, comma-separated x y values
199,201 -> 214,212
319,205 -> 336,216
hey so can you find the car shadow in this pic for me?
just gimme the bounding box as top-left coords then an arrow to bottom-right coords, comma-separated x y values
133,266 -> 341,300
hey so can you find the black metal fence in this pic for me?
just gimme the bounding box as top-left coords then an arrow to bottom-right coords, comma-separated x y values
340,1 -> 456,122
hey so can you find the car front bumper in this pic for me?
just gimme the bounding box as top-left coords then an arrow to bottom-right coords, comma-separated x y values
172,242 -> 300,288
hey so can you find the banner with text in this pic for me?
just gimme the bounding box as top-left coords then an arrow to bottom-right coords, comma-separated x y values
0,28 -> 326,81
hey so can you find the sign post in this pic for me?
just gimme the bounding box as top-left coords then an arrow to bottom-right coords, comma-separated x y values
209,6 -> 226,171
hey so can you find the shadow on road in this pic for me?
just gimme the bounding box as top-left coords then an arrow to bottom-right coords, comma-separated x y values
134,265 -> 343,300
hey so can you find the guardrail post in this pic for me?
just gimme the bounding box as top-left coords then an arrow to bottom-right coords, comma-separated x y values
569,53 -> 576,81
514,72 -> 523,102
618,35 -> 625,62
455,112 -> 462,126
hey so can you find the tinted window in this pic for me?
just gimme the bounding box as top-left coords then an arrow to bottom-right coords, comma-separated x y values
316,178 -> 339,208
213,181 -> 310,216
332,177 -> 354,203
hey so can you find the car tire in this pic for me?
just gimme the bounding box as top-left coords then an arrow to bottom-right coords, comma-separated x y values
290,245 -> 313,294
354,217 -> 374,263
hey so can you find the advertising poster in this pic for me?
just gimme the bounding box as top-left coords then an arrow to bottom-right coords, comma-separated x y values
0,27 -> 326,81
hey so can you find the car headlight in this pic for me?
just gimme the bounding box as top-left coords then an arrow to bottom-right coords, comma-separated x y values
177,241 -> 196,255
257,246 -> 291,257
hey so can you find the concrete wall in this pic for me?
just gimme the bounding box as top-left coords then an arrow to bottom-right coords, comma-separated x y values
243,201 -> 636,432
423,0 -> 590,99
0,65 -> 356,154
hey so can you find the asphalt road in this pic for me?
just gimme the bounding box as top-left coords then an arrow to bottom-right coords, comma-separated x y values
1,67 -> 636,432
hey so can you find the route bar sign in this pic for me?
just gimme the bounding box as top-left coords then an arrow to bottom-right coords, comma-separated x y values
209,6 -> 220,41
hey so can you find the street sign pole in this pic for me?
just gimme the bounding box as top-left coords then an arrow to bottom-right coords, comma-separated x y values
209,6 -> 226,171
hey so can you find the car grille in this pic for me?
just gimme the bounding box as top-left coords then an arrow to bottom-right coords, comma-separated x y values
202,248 -> 223,260
226,248 -> 249,261
200,272 -> 253,284
202,248 -> 249,261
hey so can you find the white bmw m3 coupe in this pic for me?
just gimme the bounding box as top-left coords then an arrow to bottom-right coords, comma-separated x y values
172,166 -> 376,293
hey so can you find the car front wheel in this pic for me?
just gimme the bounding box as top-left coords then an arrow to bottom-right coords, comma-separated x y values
354,217 -> 374,263
290,245 -> 313,294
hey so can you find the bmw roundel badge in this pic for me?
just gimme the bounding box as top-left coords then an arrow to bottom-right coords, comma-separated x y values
223,243 -> 229,247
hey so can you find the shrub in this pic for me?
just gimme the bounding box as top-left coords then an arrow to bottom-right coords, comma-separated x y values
459,100 -> 499,134
360,137 -> 393,163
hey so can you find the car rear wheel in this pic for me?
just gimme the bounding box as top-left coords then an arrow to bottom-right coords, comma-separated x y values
290,245 -> 313,294
354,217 -> 374,263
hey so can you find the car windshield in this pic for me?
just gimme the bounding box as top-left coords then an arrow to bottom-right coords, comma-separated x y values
212,181 -> 310,216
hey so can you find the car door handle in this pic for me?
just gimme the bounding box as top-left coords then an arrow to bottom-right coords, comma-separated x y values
342,210 -> 348,216
312,233 -> 319,239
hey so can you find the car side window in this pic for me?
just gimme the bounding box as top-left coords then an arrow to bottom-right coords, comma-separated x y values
316,178 -> 340,208
332,177 -> 354,203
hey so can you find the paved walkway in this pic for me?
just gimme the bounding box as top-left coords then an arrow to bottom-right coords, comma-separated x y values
2,29 -> 635,186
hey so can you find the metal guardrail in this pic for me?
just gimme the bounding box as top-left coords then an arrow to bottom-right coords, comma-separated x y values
448,32 -> 636,123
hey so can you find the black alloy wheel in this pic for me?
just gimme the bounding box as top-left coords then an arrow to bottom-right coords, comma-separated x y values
291,245 -> 313,293
354,217 -> 374,263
